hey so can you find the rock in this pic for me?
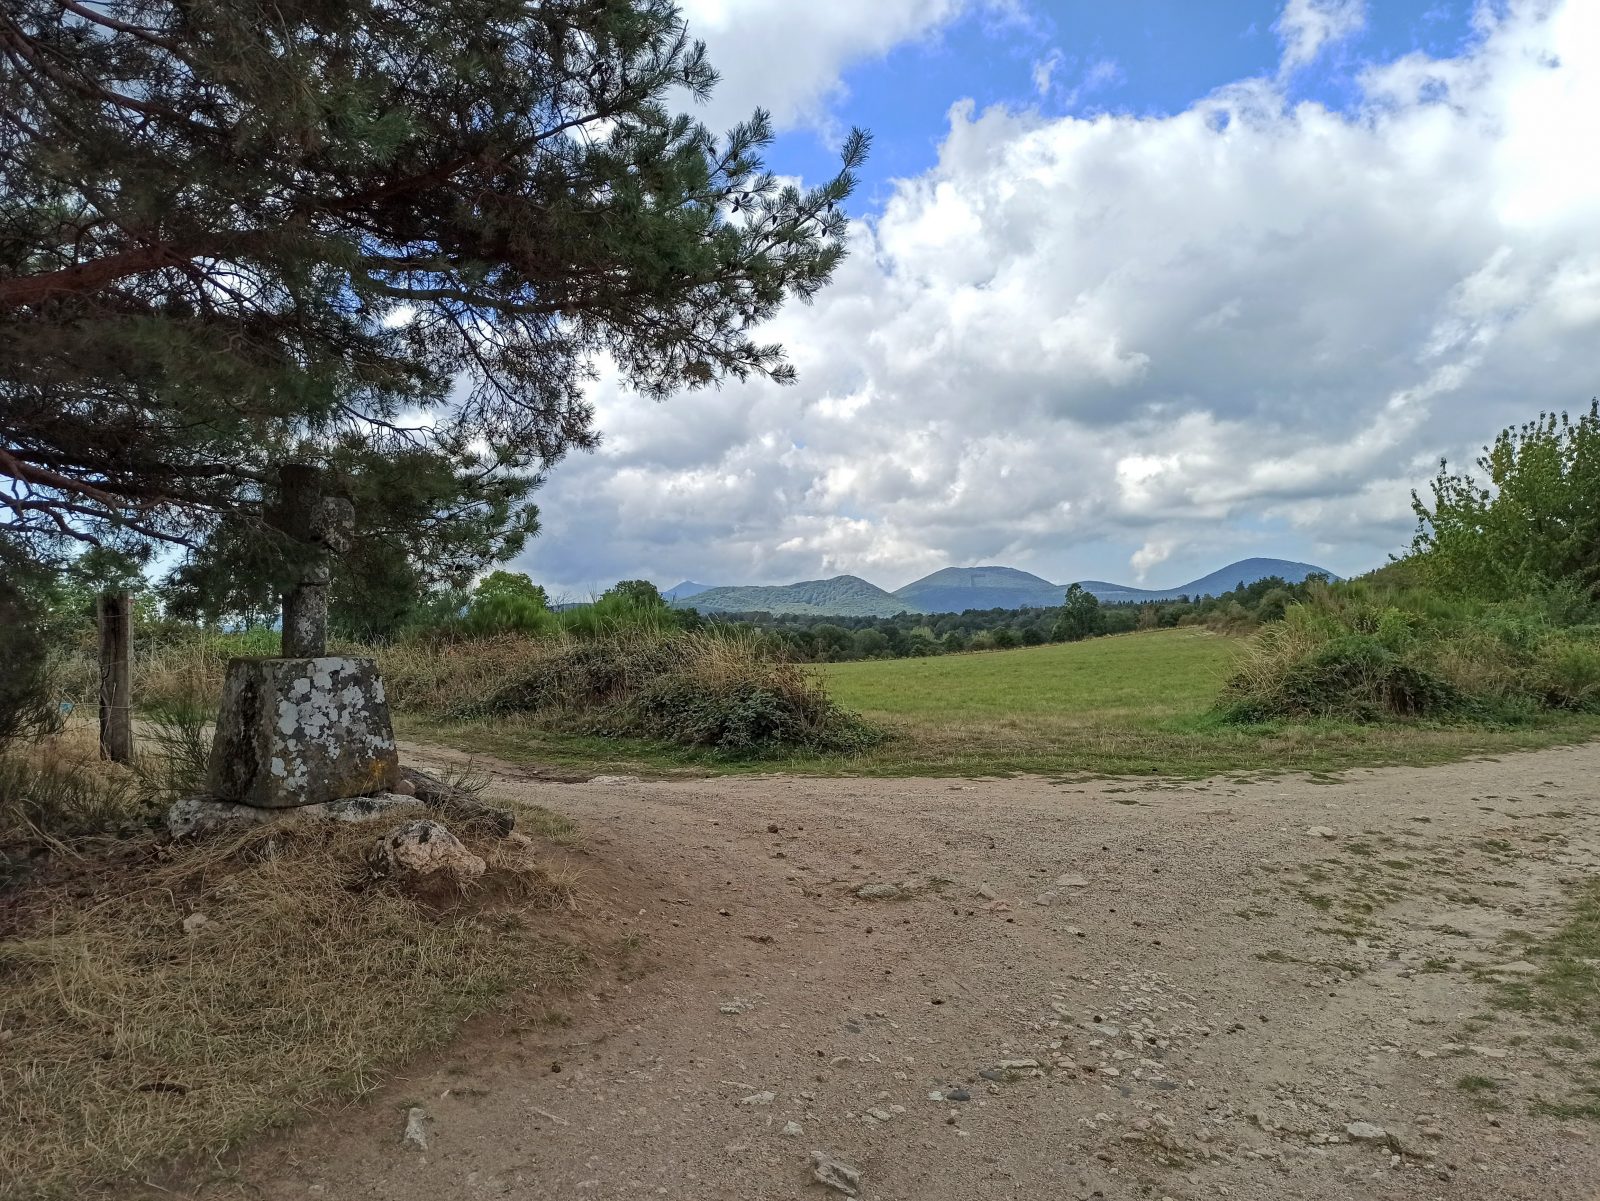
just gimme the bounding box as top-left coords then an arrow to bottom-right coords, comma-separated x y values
981,1057 -> 1043,1082
501,831 -> 538,856
809,1151 -> 861,1197
166,795 -> 279,840
166,792 -> 423,840
782,1120 -> 804,1137
315,794 -> 425,822
866,1107 -> 893,1122
720,999 -> 754,1015
207,656 -> 400,807
402,1106 -> 429,1150
855,883 -> 901,901
366,820 -> 486,888
390,776 -> 418,797
1306,826 -> 1337,839
1491,961 -> 1539,975
976,884 -> 999,901
587,774 -> 640,785
1055,873 -> 1090,888
740,1091 -> 776,1106
946,1088 -> 971,1102
1035,892 -> 1058,906
181,912 -> 211,935
1469,1045 -> 1509,1059
1346,1121 -> 1388,1143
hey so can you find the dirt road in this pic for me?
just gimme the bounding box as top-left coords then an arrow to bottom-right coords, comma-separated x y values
224,743 -> 1600,1201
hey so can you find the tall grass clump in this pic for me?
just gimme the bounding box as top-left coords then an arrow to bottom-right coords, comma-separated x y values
0,733 -> 154,877
1222,580 -> 1600,723
382,628 -> 879,754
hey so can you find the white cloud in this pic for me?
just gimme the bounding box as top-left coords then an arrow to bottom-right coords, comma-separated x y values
676,0 -> 974,132
518,0 -> 1600,596
1031,49 -> 1063,97
1276,0 -> 1366,75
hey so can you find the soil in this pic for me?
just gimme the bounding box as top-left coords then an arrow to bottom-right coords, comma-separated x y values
199,741 -> 1600,1200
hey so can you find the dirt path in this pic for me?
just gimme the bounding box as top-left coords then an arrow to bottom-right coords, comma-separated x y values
218,743 -> 1600,1201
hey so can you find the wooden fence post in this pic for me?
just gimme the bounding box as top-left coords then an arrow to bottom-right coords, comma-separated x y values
98,591 -> 133,764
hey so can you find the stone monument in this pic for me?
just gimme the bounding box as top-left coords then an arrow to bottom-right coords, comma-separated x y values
205,655 -> 400,807
202,464 -> 399,809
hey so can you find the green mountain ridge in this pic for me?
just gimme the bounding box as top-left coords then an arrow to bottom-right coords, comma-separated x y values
672,558 -> 1336,616
681,575 -> 918,617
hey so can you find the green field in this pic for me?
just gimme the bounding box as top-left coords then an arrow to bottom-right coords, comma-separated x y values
408,629 -> 1600,779
820,627 -> 1234,726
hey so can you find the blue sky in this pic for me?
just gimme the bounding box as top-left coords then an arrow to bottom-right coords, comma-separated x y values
519,0 -> 1600,598
771,1 -> 1481,202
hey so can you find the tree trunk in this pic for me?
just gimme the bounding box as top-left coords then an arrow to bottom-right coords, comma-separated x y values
97,591 -> 133,764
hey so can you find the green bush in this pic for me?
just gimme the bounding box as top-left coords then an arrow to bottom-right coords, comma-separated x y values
1534,640 -> 1600,710
0,586 -> 63,749
1223,582 -> 1600,724
617,675 -> 877,753
1226,633 -> 1459,723
384,630 -> 879,755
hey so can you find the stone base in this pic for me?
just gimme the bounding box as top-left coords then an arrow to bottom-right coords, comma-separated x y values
206,656 -> 400,807
167,792 -> 423,840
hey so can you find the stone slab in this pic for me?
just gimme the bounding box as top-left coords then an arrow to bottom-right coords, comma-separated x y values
167,792 -> 423,839
206,656 -> 400,807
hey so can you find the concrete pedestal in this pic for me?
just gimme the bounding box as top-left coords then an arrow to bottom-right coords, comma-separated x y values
206,656 -> 400,808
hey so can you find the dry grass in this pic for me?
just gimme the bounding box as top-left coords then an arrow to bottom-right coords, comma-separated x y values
0,802 -> 595,1200
0,729 -> 156,871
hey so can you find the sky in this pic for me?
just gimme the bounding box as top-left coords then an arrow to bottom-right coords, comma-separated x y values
515,0 -> 1600,599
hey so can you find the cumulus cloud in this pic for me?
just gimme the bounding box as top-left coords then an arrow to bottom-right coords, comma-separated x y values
1275,0 -> 1366,75
518,0 -> 1600,596
676,0 -> 973,132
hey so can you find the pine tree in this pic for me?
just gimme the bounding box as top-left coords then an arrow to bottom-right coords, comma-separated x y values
0,0 -> 866,585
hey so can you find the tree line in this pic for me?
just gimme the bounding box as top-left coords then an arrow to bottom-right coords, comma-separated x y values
701,574 -> 1330,662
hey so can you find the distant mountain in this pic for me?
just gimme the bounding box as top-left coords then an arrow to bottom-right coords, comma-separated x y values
1077,558 -> 1333,604
663,580 -> 715,600
670,557 -> 1335,617
678,575 -> 922,617
1167,557 -> 1331,599
893,566 -> 1065,614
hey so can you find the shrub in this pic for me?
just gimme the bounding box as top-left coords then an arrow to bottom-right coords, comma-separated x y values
383,630 -> 878,755
0,585 -> 62,749
1534,640 -> 1600,710
620,674 -> 875,752
1226,633 -> 1459,722
1223,582 -> 1600,724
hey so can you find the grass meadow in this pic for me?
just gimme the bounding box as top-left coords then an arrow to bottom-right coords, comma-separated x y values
410,629 -> 1600,779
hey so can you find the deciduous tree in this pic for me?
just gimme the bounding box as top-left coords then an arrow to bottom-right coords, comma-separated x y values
1411,401 -> 1600,599
1053,583 -> 1102,642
